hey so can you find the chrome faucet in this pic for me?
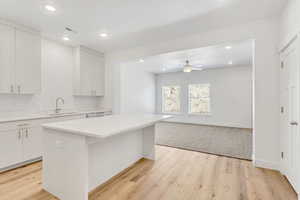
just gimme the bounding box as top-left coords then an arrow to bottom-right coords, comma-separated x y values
55,97 -> 65,113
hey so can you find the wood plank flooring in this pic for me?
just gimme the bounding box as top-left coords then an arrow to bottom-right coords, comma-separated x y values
0,146 -> 297,200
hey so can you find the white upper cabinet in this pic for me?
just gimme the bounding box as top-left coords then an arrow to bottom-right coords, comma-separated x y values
73,46 -> 105,96
0,24 -> 15,94
15,29 -> 41,94
0,22 -> 41,94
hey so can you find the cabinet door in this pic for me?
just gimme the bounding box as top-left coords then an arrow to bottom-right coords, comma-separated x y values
0,24 -> 15,94
23,126 -> 42,161
93,56 -> 105,96
0,130 -> 23,169
15,29 -> 41,94
80,51 -> 94,96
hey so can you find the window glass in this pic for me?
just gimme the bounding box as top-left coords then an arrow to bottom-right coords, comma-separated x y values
162,86 -> 180,113
189,84 -> 210,114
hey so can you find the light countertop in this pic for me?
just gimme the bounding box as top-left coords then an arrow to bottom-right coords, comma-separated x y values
43,114 -> 171,138
0,109 -> 112,124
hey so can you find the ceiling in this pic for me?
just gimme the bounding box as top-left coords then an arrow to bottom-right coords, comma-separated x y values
0,0 -> 286,53
125,40 -> 253,74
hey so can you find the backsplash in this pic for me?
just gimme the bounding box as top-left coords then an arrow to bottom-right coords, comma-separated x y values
0,94 -> 101,118
0,39 -> 103,118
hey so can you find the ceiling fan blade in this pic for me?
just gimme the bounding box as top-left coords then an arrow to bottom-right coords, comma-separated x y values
192,64 -> 204,67
191,67 -> 203,71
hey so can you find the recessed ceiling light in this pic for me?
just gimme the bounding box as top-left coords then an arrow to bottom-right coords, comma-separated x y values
99,33 -> 108,38
228,61 -> 233,65
62,36 -> 70,41
139,59 -> 145,63
225,46 -> 232,50
162,68 -> 166,71
45,5 -> 56,12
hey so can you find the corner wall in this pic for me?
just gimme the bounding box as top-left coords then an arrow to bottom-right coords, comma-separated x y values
119,63 -> 155,114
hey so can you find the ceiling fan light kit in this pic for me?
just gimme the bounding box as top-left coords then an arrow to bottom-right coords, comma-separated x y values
183,60 -> 202,73
183,66 -> 193,73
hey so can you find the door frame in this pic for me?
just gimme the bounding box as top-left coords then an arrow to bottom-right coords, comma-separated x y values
279,33 -> 300,195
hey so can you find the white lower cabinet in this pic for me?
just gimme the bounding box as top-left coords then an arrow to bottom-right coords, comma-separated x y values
22,126 -> 43,161
0,115 -> 85,171
0,125 -> 42,169
0,130 -> 23,169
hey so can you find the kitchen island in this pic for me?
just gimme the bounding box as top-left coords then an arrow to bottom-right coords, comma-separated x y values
42,114 -> 170,200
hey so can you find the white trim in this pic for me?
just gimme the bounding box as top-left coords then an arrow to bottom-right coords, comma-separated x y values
0,18 -> 40,35
160,119 -> 252,129
253,159 -> 279,171
0,157 -> 42,173
161,112 -> 182,115
187,113 -> 212,116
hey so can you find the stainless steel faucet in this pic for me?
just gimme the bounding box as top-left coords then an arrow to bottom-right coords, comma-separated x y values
55,97 -> 65,113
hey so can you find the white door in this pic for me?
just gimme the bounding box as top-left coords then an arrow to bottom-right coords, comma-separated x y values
0,24 -> 15,94
0,130 -> 23,169
22,126 -> 43,161
15,29 -> 41,94
280,38 -> 299,191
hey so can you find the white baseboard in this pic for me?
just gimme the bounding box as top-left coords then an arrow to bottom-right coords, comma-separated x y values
0,157 -> 42,173
253,159 -> 279,171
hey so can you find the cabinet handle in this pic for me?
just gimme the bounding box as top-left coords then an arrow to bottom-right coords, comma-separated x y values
17,85 -> 21,94
10,85 -> 14,93
25,129 -> 28,138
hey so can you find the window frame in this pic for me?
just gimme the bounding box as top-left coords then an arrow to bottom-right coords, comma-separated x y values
161,85 -> 181,114
188,83 -> 211,115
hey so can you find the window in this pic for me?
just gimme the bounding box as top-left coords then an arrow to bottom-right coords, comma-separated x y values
162,86 -> 180,113
189,84 -> 210,114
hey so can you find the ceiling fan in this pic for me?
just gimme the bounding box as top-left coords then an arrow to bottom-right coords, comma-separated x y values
183,60 -> 203,73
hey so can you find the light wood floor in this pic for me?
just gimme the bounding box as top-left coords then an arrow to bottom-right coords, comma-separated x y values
0,146 -> 297,200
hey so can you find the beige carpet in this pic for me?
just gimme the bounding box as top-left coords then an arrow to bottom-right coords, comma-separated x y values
155,122 -> 252,160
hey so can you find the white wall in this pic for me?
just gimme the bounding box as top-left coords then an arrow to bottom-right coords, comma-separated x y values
156,66 -> 252,129
104,17 -> 280,170
0,39 -> 101,118
280,0 -> 300,46
120,63 -> 155,114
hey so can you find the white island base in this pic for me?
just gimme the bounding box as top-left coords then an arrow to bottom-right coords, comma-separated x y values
42,115 -> 170,200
